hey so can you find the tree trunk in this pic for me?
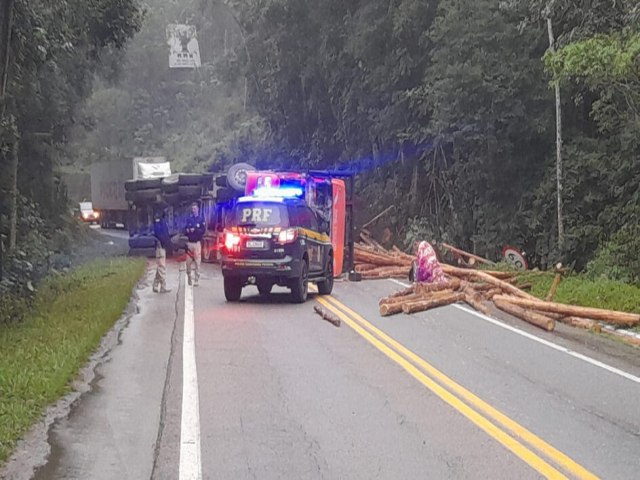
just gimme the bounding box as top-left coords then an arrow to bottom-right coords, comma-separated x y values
0,0 -> 16,273
8,138 -> 18,250
547,16 -> 564,250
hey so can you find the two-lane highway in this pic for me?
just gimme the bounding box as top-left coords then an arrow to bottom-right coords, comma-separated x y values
22,260 -> 640,480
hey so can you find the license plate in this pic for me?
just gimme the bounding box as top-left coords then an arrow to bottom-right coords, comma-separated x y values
246,240 -> 265,249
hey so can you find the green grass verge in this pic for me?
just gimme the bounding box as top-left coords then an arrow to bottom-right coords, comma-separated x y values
0,258 -> 146,465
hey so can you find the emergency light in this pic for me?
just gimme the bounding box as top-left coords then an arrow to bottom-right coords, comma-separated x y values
252,186 -> 304,199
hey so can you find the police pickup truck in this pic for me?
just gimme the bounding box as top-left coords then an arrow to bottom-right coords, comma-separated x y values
221,194 -> 334,303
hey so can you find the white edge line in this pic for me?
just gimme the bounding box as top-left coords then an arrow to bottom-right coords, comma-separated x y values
179,282 -> 203,480
388,279 -> 640,385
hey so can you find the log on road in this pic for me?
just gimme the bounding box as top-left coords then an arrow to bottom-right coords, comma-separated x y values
493,297 -> 556,331
402,292 -> 464,314
379,285 -> 415,305
493,295 -> 640,327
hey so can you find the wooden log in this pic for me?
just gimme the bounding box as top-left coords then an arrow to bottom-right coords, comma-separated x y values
463,289 -> 491,315
441,264 -> 515,280
355,263 -> 379,273
379,293 -> 426,308
313,306 -> 341,327
362,205 -> 395,230
485,287 -> 504,299
545,273 -> 562,301
442,266 -> 536,300
362,267 -> 410,279
378,285 -> 415,305
391,245 -> 414,261
415,278 -> 461,295
559,316 -> 602,333
492,295 -> 640,327
516,282 -> 533,291
402,292 -> 464,314
354,249 -> 410,267
493,297 -> 556,331
603,329 -> 640,346
441,243 -> 495,265
380,302 -> 406,316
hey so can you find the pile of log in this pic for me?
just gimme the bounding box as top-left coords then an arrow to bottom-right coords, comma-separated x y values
354,233 -> 412,280
377,256 -> 640,334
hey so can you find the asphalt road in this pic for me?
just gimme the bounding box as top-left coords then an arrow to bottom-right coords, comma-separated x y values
9,259 -> 640,480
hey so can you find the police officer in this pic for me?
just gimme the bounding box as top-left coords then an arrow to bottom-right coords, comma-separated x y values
153,209 -> 173,293
185,202 -> 205,286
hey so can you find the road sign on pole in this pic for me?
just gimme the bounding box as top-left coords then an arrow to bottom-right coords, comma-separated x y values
166,24 -> 201,68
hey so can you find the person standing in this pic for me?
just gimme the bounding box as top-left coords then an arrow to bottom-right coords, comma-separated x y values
153,210 -> 173,293
185,202 -> 205,286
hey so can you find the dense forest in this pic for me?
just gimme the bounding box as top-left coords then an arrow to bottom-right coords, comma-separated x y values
1,0 -> 639,304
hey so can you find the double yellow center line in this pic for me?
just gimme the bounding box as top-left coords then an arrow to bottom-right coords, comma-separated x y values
312,290 -> 599,480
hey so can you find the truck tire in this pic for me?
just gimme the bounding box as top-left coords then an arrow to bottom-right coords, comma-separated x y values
178,185 -> 202,199
224,277 -> 243,302
316,257 -> 334,295
227,163 -> 255,192
290,261 -> 309,303
178,173 -> 202,186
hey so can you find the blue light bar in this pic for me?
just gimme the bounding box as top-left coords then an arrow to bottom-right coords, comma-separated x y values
252,186 -> 303,199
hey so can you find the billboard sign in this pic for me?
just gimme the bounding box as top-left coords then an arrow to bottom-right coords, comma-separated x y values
166,24 -> 202,68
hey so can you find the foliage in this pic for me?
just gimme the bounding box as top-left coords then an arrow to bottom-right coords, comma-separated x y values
64,0 -> 254,174
587,224 -> 640,285
0,258 -> 145,464
0,0 -> 144,284
545,31 -> 640,87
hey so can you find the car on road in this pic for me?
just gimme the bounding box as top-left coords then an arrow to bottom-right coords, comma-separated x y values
221,194 -> 334,303
78,201 -> 99,224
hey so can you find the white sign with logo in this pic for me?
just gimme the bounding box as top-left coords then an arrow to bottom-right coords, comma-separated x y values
166,24 -> 201,68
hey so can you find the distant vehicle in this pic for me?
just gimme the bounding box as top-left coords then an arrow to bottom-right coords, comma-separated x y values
91,157 -> 170,229
78,202 -> 99,224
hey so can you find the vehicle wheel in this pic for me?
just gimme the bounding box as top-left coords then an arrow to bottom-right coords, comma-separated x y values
224,277 -> 243,302
290,261 -> 309,303
227,162 -> 255,192
257,281 -> 273,296
316,258 -> 334,295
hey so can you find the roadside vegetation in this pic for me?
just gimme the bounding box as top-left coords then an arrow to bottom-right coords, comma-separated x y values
0,258 -> 146,465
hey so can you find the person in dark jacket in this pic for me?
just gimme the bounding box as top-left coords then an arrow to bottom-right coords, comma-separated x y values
153,210 -> 173,293
184,202 -> 205,286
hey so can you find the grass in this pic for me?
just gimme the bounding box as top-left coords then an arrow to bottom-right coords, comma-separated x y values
0,258 -> 146,465
515,271 -> 640,314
